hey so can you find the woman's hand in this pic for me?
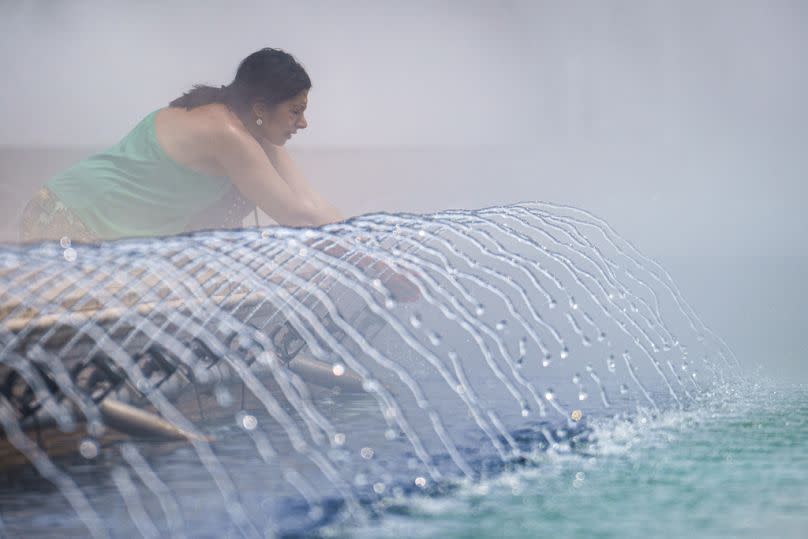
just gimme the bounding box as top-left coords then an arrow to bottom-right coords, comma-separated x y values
299,239 -> 422,303
359,258 -> 422,303
382,271 -> 421,303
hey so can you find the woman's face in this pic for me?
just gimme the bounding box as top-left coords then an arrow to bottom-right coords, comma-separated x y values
255,90 -> 308,146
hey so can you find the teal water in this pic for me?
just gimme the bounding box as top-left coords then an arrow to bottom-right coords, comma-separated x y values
333,383 -> 808,539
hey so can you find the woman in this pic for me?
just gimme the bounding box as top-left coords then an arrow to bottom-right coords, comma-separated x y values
19,47 -> 420,300
20,47 -> 342,243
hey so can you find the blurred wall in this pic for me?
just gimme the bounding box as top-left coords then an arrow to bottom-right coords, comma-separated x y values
1,1 -> 806,381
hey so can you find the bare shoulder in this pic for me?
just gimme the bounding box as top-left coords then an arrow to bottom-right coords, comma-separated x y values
154,104 -> 257,175
173,105 -> 247,142
195,104 -> 243,134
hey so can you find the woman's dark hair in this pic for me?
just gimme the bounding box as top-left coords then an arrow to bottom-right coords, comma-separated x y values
169,48 -> 311,115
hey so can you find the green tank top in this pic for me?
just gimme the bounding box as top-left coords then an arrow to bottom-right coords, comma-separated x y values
47,109 -> 233,240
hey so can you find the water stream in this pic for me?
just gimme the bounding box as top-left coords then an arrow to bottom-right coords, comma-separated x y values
0,202 -> 740,537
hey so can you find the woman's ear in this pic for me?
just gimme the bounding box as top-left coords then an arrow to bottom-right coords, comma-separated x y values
251,101 -> 270,120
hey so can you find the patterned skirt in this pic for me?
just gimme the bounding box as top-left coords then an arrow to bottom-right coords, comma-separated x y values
19,188 -> 98,244
19,186 -> 255,244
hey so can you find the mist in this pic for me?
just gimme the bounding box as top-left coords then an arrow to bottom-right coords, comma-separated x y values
1,0 -> 806,382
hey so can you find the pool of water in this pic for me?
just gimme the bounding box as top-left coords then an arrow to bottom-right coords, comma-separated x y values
334,382 -> 808,539
2,382 -> 804,538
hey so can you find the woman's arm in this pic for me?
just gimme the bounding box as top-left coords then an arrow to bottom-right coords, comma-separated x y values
211,125 -> 340,227
244,137 -> 420,301
261,143 -> 344,223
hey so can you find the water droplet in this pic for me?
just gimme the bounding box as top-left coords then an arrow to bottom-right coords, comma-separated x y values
0,256 -> 18,270
607,355 -> 616,372
261,230 -> 272,239
585,363 -> 593,372
298,247 -> 308,257
570,410 -> 583,422
582,336 -> 591,347
373,482 -> 386,494
135,378 -> 152,393
362,379 -> 379,393
427,331 -> 442,346
87,420 -> 105,438
384,429 -> 397,440
360,447 -> 375,459
570,297 -> 578,310
384,297 -> 396,309
409,314 -> 422,329
78,438 -> 99,460
334,433 -> 346,446
59,236 -> 71,248
544,389 -> 555,401
240,414 -> 258,431
371,278 -> 383,290
414,477 -> 427,488
681,362 -> 689,371
542,357 -> 552,368
619,384 -> 629,395
63,248 -> 77,262
598,331 -> 607,342
548,298 -> 557,309
518,337 -> 527,357
308,506 -> 324,521
572,373 -> 580,384
214,385 -> 233,407
475,304 -> 485,316
578,391 -> 588,401
332,363 -> 345,377
560,347 -> 569,360
607,292 -> 615,300
495,320 -> 507,331
521,407 -> 530,417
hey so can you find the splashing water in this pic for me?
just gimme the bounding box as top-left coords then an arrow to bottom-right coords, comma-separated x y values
0,202 -> 740,537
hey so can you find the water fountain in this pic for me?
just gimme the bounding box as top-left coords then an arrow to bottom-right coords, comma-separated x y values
0,202 -> 738,537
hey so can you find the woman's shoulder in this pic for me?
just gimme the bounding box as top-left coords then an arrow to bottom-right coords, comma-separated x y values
155,103 -> 245,140
154,104 -> 252,176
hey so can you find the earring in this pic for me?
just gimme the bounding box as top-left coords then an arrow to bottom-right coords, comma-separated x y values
256,118 -> 263,126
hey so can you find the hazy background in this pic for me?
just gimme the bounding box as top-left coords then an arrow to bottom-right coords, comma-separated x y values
1,0 -> 805,381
